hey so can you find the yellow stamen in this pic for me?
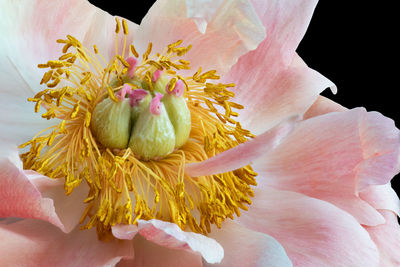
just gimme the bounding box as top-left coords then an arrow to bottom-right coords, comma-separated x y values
20,22 -> 257,240
130,44 -> 139,58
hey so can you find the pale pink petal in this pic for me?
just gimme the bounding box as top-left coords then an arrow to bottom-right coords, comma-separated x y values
117,235 -> 202,267
356,111 -> 400,190
134,0 -> 265,74
0,159 -> 87,233
303,95 -> 347,120
223,0 -> 335,134
226,54 -> 334,135
185,115 -> 299,177
113,219 -> 224,264
237,187 -> 380,266
256,108 -> 400,226
360,183 -> 400,216
0,159 -> 64,231
0,219 -> 133,267
0,0 -> 137,147
28,172 -> 88,233
364,211 -> 400,266
204,221 -> 292,267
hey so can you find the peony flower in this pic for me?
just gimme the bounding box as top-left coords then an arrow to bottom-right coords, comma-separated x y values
1,0 -> 399,266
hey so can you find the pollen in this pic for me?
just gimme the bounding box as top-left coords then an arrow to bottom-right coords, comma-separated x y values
19,19 -> 257,240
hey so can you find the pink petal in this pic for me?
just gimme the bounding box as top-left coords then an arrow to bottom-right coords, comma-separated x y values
204,221 -> 292,267
0,159 -> 86,233
237,187 -> 380,266
0,159 -> 64,231
256,108 -> 400,226
29,171 -> 88,233
0,219 -> 133,267
134,0 -> 265,74
360,183 -> 400,216
223,0 -> 336,134
113,219 -> 224,264
303,95 -> 347,120
185,115 -> 299,177
117,235 -> 202,267
225,53 -> 334,135
364,211 -> 400,266
0,0 -> 137,147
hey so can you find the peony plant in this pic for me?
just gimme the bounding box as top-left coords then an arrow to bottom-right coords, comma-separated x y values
0,0 -> 399,266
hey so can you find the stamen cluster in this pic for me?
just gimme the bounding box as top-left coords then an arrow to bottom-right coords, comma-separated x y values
20,18 -> 257,239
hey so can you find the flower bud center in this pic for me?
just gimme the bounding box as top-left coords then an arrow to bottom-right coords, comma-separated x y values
91,77 -> 191,160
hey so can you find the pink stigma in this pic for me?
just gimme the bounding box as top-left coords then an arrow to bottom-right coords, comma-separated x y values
166,79 -> 184,97
117,84 -> 132,100
126,56 -> 138,79
152,70 -> 163,82
129,89 -> 149,107
150,93 -> 164,115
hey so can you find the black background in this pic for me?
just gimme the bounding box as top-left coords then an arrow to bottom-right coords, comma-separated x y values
89,1 -> 399,193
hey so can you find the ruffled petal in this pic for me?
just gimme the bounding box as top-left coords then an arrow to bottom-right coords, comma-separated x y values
134,0 -> 265,74
0,0 -> 137,146
0,159 -> 86,233
204,221 -> 292,267
113,219 -> 224,264
364,211 -> 400,266
256,108 -> 400,226
237,187 -> 380,266
303,96 -> 347,120
185,115 -> 298,177
0,219 -> 133,267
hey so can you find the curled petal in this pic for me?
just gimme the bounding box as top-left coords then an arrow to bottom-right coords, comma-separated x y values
0,159 -> 86,233
113,219 -> 224,264
257,108 -> 400,226
237,187 -> 380,266
0,219 -> 134,267
0,159 -> 64,231
185,115 -> 298,177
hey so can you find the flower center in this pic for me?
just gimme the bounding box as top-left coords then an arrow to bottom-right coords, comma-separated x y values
20,18 -> 257,240
91,65 -> 192,160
